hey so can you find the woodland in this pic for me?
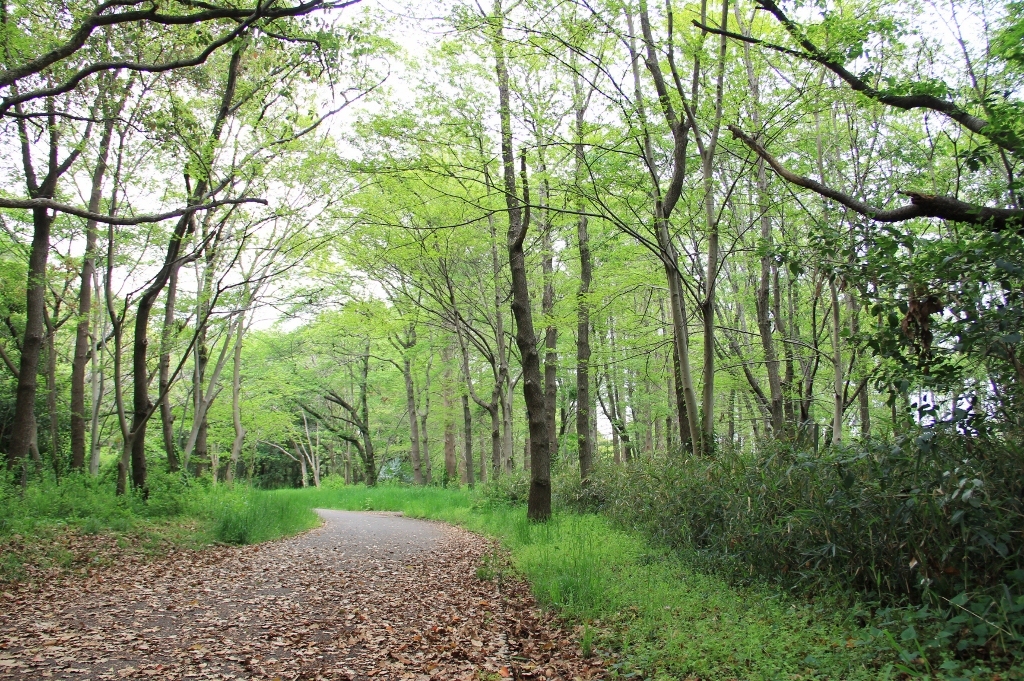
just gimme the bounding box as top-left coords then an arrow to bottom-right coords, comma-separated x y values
0,0 -> 1023,676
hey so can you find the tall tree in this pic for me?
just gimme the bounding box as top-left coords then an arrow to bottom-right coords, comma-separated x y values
491,0 -> 550,520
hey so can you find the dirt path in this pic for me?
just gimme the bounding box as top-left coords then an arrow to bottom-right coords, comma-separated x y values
0,511 -> 602,681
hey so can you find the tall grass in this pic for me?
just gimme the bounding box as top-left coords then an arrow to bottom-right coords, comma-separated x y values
6,436 -> 1021,679
0,471 -> 319,549
285,462 -> 1024,679
275,479 -> 477,518
203,489 -> 320,544
555,432 -> 1024,678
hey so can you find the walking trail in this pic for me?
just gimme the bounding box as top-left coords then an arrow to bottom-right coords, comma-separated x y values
0,510 -> 602,680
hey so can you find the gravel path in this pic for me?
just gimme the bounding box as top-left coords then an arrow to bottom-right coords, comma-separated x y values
0,511 -> 602,681
305,510 -> 447,558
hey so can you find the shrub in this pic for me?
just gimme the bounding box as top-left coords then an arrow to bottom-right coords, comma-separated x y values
585,433 -> 1023,603
572,430 -> 1024,667
480,468 -> 531,505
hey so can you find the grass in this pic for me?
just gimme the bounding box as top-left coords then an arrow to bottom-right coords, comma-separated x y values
0,472 -> 320,583
203,488 -> 320,544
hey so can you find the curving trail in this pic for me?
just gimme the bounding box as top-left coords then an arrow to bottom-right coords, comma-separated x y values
0,510 -> 601,680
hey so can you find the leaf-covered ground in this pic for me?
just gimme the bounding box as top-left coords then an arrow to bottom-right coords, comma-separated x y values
0,511 -> 602,680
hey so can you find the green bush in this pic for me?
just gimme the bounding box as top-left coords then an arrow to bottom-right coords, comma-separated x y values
584,434 -> 1023,602
569,430 -> 1024,670
480,468 -> 531,505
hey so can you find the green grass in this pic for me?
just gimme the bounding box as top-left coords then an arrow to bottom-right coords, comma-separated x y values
203,488 -> 320,544
274,483 -> 898,680
0,473 -> 320,582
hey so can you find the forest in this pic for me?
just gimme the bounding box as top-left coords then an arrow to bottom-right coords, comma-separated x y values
0,0 -> 1023,677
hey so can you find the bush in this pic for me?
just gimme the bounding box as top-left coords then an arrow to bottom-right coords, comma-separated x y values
572,430 -> 1024,668
480,468 -> 531,505
0,471 -> 318,546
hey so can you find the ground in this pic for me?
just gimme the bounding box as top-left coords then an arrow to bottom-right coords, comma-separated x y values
0,510 -> 602,680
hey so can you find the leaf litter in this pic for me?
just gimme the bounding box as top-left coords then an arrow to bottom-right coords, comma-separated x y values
0,513 -> 603,681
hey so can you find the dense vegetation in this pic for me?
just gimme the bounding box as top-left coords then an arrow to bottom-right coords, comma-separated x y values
1,0 -> 1022,676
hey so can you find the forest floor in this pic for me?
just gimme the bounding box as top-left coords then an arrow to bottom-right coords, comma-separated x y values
0,509 -> 600,681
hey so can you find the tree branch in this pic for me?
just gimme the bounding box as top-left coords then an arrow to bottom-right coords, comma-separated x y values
728,0 -> 1020,155
728,125 -> 1024,230
0,0 -> 359,90
0,195 -> 267,225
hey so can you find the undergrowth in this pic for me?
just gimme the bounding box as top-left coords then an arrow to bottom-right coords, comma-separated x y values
0,469 -> 319,582
6,431 -> 1023,680
283,459 -> 1024,680
556,431 -> 1024,679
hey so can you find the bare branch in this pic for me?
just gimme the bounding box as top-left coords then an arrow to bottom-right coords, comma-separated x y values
0,0 -> 360,90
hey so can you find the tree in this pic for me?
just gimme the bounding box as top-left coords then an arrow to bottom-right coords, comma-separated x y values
491,0 -> 550,520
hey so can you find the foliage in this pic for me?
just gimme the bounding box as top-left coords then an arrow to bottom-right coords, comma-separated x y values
562,433 -> 1024,674
205,489 -> 320,544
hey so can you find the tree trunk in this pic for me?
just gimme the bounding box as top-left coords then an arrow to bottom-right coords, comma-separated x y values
420,358 -> 432,484
609,367 -> 633,461
89,268 -> 106,475
538,149 -> 558,463
44,312 -> 60,476
478,417 -> 487,484
493,2 -> 550,520
344,442 -> 352,484
501,384 -> 514,472
488,214 -> 513,474
781,271 -> 796,428
849,296 -> 871,438
192,249 -> 212,474
830,277 -> 843,444
727,388 -> 736,446
606,323 -> 634,461
8,96 -> 87,478
71,116 -> 115,471
488,397 -> 500,481
359,350 -> 376,485
106,209 -> 132,495
612,421 -> 621,464
695,0 -> 730,451
461,393 -> 474,487
442,344 -> 458,485
182,322 -> 234,466
159,262 -> 183,472
296,441 -> 308,488
125,47 -> 241,492
626,7 -> 701,457
736,3 -> 784,439
402,355 -> 423,485
227,306 -> 246,487
8,206 -> 53,479
127,220 -> 187,490
444,417 -> 457,485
